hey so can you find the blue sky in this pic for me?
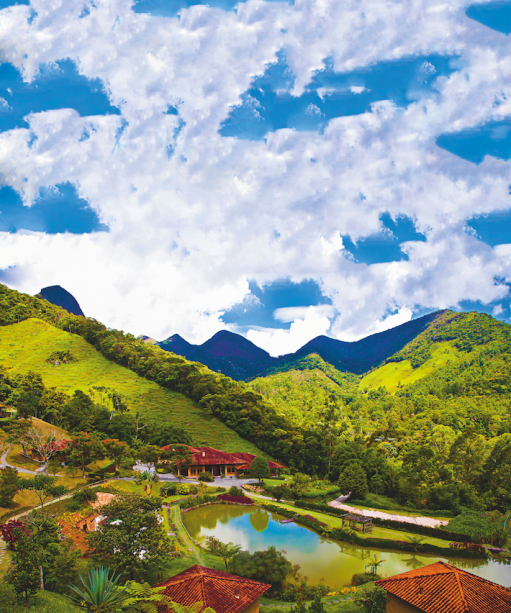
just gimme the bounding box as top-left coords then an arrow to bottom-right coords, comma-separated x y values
0,0 -> 511,354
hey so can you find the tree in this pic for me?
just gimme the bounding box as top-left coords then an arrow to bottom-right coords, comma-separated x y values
136,445 -> 161,473
249,456 -> 270,484
160,445 -> 193,482
87,494 -> 172,580
5,528 -> 42,606
6,419 -> 32,466
25,426 -> 61,472
353,586 -> 387,613
364,554 -> 386,577
309,591 -> 325,613
136,470 -> 159,496
290,472 -> 309,498
0,466 -> 18,506
18,474 -> 67,514
481,433 -> 511,511
338,463 -> 368,499
205,536 -> 242,571
271,484 -> 289,502
68,432 -> 105,478
69,567 -> 128,612
45,539 -> 80,594
370,473 -> 384,502
229,546 -> 291,592
103,438 -> 132,472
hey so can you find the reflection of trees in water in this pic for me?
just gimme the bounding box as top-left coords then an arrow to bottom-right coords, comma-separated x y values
249,509 -> 269,533
334,540 -> 373,561
403,556 -> 424,570
449,558 -> 490,570
184,504 -> 251,534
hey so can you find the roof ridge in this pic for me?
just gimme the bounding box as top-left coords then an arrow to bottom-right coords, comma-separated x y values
454,568 -> 470,613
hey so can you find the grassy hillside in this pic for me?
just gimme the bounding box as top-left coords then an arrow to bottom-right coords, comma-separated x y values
360,341 -> 460,392
0,318 -> 262,454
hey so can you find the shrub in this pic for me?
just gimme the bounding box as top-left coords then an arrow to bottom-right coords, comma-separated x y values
160,483 -> 177,496
0,520 -> 30,549
217,494 -> 253,505
198,471 -> 214,482
177,484 -> 189,495
189,485 -> 198,495
228,486 -> 244,496
352,572 -> 380,586
216,487 -> 226,493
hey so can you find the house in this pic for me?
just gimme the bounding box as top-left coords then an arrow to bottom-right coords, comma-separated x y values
375,561 -> 511,613
159,445 -> 285,478
0,403 -> 17,418
156,565 -> 271,613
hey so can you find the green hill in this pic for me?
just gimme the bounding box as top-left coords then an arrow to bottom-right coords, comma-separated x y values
0,318 -> 262,454
248,354 -> 360,426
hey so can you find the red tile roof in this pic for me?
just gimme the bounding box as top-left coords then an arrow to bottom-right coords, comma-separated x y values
375,561 -> 511,613
159,445 -> 286,470
156,565 -> 270,613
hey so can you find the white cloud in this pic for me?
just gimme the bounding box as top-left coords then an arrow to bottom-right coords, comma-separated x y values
273,304 -> 335,323
247,307 -> 332,356
0,0 -> 510,351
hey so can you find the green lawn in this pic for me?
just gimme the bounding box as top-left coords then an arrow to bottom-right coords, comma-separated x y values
0,318 -> 262,454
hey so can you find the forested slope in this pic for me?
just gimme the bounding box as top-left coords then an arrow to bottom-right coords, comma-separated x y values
0,284 -> 325,472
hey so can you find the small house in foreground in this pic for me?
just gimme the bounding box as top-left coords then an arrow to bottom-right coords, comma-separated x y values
156,565 -> 270,613
375,561 -> 511,613
160,445 -> 285,478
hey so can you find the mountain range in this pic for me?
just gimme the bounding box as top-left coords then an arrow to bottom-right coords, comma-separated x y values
33,285 -> 464,381
157,311 -> 443,380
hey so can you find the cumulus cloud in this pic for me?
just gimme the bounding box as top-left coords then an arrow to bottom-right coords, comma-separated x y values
247,306 -> 332,356
0,0 -> 510,349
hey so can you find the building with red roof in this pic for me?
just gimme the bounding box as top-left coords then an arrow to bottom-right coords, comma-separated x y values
160,445 -> 285,478
156,565 -> 270,613
375,561 -> 511,613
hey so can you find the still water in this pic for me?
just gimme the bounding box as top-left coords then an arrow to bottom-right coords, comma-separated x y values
183,505 -> 511,588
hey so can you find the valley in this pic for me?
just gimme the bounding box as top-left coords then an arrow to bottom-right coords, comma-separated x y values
0,283 -> 509,612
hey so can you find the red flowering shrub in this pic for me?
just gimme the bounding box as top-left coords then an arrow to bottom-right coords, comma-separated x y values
217,494 -> 253,505
0,520 -> 30,549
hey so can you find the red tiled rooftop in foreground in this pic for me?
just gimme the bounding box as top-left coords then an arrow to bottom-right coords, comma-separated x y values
375,561 -> 511,613
156,565 -> 271,613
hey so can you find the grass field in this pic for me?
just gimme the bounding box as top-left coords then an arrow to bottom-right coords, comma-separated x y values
0,318 -> 262,454
360,341 -> 460,392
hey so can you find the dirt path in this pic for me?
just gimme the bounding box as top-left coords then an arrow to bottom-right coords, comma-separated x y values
329,499 -> 448,528
170,505 -> 204,566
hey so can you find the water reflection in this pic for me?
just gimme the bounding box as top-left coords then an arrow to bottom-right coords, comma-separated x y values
183,504 -> 511,588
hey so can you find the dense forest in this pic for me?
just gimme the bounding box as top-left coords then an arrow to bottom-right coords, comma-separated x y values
1,284 -> 510,515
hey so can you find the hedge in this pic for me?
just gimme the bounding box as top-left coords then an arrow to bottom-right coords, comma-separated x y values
294,501 -> 472,542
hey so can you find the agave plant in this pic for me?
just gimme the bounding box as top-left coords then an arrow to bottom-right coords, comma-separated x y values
69,567 -> 128,612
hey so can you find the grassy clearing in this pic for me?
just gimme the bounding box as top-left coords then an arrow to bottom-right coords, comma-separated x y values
360,341 -> 460,392
0,319 -> 262,454
0,585 -> 81,613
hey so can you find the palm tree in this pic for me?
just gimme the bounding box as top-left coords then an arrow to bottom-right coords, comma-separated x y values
69,567 -> 128,612
365,554 -> 386,577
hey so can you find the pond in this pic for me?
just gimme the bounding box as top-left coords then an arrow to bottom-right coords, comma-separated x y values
182,504 -> 511,588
